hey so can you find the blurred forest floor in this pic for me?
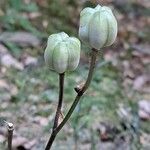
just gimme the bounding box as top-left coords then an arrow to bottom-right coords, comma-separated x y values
0,0 -> 150,149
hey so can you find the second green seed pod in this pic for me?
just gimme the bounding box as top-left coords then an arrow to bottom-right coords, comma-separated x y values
44,32 -> 81,74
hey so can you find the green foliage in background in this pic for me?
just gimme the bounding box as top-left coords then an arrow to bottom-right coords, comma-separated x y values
0,0 -> 149,149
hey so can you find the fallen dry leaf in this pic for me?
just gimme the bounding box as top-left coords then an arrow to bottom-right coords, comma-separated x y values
97,122 -> 120,142
33,116 -> 49,126
24,139 -> 37,150
137,0 -> 150,8
0,44 -> 23,70
133,74 -> 150,92
0,79 -> 18,96
140,133 -> 150,148
0,32 -> 41,47
138,100 -> 150,120
23,56 -> 38,67
0,80 -> 9,90
0,134 -> 5,143
0,44 -> 8,54
131,44 -> 150,55
12,136 -> 28,149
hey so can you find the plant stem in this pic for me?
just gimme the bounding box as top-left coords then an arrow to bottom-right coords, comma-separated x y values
45,73 -> 65,150
53,73 -> 65,130
7,122 -> 14,150
45,48 -> 98,150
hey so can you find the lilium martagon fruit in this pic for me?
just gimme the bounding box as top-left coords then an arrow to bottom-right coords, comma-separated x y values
79,4 -> 118,50
44,32 -> 81,74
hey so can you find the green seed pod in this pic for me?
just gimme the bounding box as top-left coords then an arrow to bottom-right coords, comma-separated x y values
44,32 -> 81,74
79,5 -> 118,50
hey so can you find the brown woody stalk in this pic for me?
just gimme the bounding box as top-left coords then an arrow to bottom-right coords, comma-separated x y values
45,73 -> 65,150
45,48 -> 98,150
7,122 -> 14,150
53,73 -> 65,130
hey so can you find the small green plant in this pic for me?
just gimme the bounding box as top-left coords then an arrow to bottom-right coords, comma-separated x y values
44,4 -> 118,150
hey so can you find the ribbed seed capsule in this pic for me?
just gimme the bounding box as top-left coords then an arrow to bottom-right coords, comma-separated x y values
79,5 -> 118,50
44,32 -> 81,74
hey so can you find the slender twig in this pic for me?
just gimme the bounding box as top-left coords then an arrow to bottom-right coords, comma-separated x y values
53,73 -> 65,130
45,73 -> 65,150
45,48 -> 98,150
6,122 -> 14,150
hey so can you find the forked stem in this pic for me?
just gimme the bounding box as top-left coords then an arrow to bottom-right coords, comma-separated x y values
45,48 -> 98,150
